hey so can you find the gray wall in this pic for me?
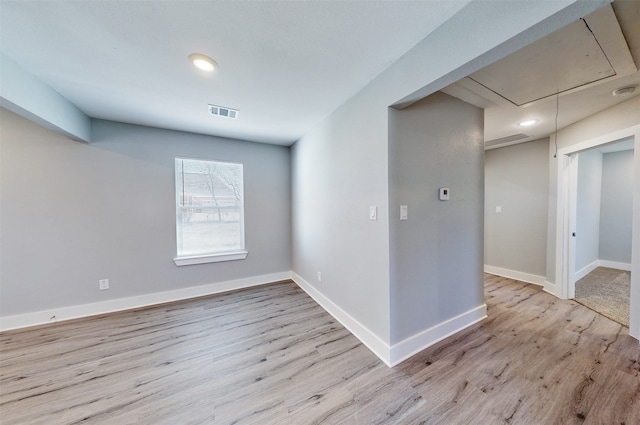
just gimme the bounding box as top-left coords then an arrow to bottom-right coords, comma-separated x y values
389,92 -> 484,344
290,83 -> 392,341
599,149 -> 634,263
0,109 -> 291,316
290,0 -> 590,347
575,149 -> 603,271
544,95 -> 639,340
0,1 -> 598,341
0,53 -> 91,142
546,96 -> 639,284
484,138 -> 549,276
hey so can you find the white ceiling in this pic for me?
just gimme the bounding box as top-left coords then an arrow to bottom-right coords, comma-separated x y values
443,1 -> 640,149
0,0 -> 470,145
2,1 -> 638,148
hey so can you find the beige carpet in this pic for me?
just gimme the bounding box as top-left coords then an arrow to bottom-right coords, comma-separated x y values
575,267 -> 630,327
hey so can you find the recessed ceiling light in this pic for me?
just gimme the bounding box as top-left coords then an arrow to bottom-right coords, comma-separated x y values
518,119 -> 538,127
189,53 -> 217,72
612,86 -> 636,97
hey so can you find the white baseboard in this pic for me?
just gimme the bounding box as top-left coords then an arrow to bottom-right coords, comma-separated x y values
291,272 -> 393,366
575,260 -> 599,281
389,304 -> 487,367
484,265 -> 557,296
484,265 -> 546,286
0,271 -> 292,332
4,270 -> 497,369
574,259 -> 631,284
597,260 -> 631,271
543,281 -> 557,296
291,272 -> 488,368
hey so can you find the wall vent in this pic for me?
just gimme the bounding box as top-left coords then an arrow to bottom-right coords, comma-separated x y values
208,104 -> 239,119
485,133 -> 529,148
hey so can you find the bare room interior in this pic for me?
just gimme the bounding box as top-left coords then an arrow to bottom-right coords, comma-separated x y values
475,2 -> 638,329
574,140 -> 633,327
1,1 -> 639,424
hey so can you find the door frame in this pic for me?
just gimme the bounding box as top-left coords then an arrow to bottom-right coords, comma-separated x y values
555,124 -> 640,340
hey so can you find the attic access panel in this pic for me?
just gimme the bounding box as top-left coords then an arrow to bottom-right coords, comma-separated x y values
468,18 -> 615,106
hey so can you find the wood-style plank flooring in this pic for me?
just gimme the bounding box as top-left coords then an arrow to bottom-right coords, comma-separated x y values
1,275 -> 639,424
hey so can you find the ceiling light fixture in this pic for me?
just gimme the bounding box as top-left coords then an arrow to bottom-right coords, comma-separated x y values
518,119 -> 538,127
612,86 -> 636,97
189,53 -> 217,72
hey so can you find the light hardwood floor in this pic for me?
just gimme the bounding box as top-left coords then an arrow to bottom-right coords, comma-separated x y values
1,275 -> 639,424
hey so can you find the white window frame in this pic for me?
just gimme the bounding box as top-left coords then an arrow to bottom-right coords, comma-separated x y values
174,157 -> 247,266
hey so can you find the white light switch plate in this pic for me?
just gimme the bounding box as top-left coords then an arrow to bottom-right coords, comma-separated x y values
99,279 -> 110,290
400,205 -> 408,220
369,206 -> 377,220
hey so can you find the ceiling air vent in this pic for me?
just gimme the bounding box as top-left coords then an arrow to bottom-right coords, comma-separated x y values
208,104 -> 239,119
484,133 -> 529,149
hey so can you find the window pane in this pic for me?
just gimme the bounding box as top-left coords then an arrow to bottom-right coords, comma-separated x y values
179,215 -> 243,255
175,158 -> 244,257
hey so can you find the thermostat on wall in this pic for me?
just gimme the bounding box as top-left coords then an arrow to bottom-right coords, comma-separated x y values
439,187 -> 450,201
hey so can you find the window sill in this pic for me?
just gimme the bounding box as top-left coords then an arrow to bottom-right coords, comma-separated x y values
174,251 -> 248,266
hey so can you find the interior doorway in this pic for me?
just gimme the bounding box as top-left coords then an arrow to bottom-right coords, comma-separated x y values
571,139 -> 634,327
556,125 -> 640,339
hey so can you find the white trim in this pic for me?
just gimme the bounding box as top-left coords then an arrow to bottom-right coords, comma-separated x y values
556,152 -> 577,299
558,127 -> 639,157
568,153 -> 579,299
575,260 -> 631,279
597,260 -> 632,271
575,260 -> 599,281
174,251 -> 248,266
0,271 -> 291,332
389,304 -> 487,367
483,265 -> 546,286
291,272 -> 392,366
543,281 -> 556,295
556,124 -> 640,341
5,271 -> 494,367
291,272 -> 488,368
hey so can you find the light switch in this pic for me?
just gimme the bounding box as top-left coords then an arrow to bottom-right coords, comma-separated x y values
496,206 -> 502,213
439,188 -> 450,201
369,206 -> 377,221
400,205 -> 408,220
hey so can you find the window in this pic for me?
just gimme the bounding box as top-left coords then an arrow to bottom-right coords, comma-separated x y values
174,158 -> 246,266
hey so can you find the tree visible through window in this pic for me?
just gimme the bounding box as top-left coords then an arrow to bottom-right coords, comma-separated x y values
175,158 -> 245,258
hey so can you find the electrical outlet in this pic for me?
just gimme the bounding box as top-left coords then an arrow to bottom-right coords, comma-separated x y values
99,279 -> 110,291
317,272 -> 322,282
